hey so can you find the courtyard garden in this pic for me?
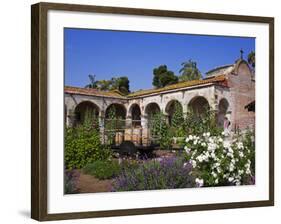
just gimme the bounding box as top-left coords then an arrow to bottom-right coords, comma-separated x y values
64,105 -> 255,194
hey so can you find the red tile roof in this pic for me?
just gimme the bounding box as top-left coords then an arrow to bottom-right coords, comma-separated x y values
64,86 -> 126,99
64,75 -> 227,99
128,74 -> 227,97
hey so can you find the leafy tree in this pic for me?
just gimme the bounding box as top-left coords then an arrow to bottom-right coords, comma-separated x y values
152,65 -> 178,88
85,74 -> 97,88
111,76 -> 130,94
179,60 -> 202,81
85,75 -> 130,95
247,51 -> 255,69
95,79 -> 113,91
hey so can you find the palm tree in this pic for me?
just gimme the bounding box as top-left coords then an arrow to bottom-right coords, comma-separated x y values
85,74 -> 97,88
247,51 -> 255,69
179,60 -> 202,81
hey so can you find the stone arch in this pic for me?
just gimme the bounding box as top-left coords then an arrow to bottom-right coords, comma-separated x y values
165,100 -> 183,125
188,96 -> 210,116
217,98 -> 230,127
144,102 -> 161,119
128,103 -> 142,127
74,101 -> 100,125
105,103 -> 127,120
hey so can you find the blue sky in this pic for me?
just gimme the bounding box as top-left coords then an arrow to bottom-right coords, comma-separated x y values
64,28 -> 255,91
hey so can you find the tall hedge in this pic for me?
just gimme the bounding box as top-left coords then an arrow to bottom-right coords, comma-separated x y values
65,109 -> 111,170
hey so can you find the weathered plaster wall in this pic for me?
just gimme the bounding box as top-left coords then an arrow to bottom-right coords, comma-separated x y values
227,60 -> 255,130
65,60 -> 255,132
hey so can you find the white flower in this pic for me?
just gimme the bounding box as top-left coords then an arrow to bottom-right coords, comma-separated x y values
239,151 -> 244,158
193,140 -> 198,145
212,172 -> 217,178
235,181 -> 241,186
207,142 -> 217,152
191,160 -> 197,168
197,155 -> 204,162
184,146 -> 191,154
223,173 -> 230,178
217,167 -> 222,173
191,150 -> 197,157
221,131 -> 225,136
201,142 -> 207,147
206,132 -> 210,137
229,163 -> 235,172
218,138 -> 223,143
215,179 -> 219,184
203,154 -> 209,162
208,137 -> 214,143
237,142 -> 244,149
195,178 -> 204,187
228,177 -> 234,182
223,141 -> 231,148
227,152 -> 234,158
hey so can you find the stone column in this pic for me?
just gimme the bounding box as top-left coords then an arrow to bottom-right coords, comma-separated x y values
124,116 -> 132,141
99,115 -> 105,144
182,105 -> 188,119
66,109 -> 75,127
125,115 -> 132,128
163,112 -> 170,125
141,115 -> 149,146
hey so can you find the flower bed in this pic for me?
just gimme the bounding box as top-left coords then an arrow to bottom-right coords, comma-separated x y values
113,156 -> 194,191
183,131 -> 255,187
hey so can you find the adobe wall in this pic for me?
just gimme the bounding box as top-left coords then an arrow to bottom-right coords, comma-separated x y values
64,60 -> 255,135
227,60 -> 255,130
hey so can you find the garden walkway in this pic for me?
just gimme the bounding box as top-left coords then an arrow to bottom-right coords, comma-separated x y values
77,171 -> 113,193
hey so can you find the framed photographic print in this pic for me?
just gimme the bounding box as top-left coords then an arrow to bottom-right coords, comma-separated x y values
31,2 -> 274,221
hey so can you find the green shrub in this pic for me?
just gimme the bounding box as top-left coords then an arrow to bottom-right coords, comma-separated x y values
171,101 -> 184,129
83,160 -> 121,180
105,106 -> 117,145
150,112 -> 172,149
65,110 -> 112,170
183,108 -> 222,136
183,131 -> 255,187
